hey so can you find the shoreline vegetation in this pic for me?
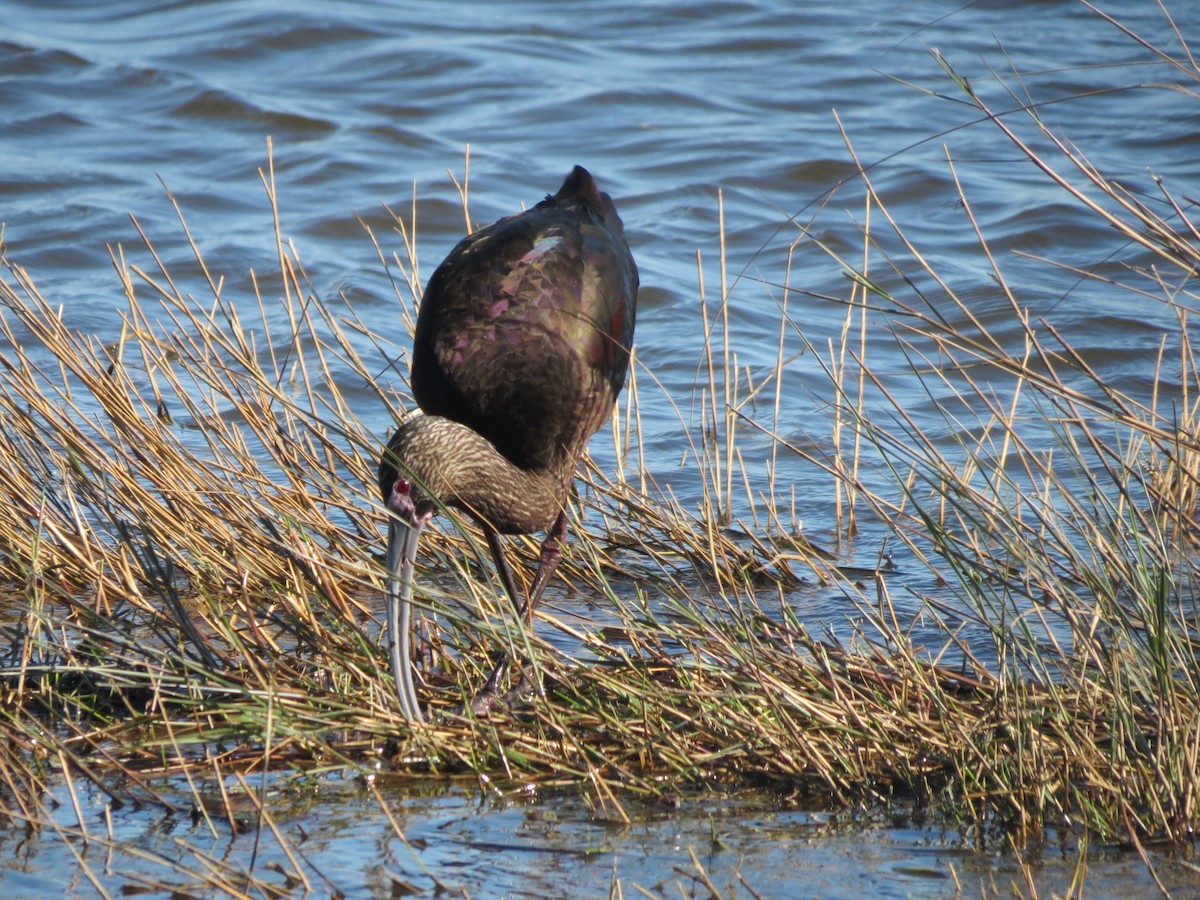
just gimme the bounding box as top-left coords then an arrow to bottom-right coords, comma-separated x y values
3,6 -> 1199,895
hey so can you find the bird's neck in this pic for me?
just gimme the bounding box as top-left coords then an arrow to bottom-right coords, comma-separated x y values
385,416 -> 572,534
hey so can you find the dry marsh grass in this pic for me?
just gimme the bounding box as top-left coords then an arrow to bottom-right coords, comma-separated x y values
2,9 -> 1200,895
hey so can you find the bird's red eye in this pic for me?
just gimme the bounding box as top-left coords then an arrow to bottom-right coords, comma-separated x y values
395,478 -> 410,494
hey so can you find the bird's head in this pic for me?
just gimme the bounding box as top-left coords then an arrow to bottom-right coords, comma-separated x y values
382,474 -> 435,531
377,415 -> 469,525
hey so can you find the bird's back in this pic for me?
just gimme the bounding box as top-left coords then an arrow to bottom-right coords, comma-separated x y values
411,167 -> 638,474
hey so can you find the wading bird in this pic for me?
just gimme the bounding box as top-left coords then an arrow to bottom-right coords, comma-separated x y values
378,166 -> 638,723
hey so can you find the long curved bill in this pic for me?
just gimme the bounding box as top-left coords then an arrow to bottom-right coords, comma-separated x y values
386,519 -> 425,724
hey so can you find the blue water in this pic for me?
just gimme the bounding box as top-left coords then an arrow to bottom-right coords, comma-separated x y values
3,0 -> 1200,895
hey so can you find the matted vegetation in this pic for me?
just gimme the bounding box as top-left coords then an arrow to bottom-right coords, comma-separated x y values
2,7 -> 1200,895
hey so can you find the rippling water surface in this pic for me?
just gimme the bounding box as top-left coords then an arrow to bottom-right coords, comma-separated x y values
4,0 -> 1200,894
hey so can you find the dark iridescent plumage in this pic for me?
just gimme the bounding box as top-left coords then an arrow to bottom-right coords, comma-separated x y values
379,167 -> 638,723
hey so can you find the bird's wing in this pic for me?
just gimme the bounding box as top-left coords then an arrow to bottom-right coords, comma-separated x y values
411,191 -> 636,473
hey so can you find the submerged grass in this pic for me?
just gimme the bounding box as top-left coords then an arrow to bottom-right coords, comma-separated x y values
2,7 -> 1200,894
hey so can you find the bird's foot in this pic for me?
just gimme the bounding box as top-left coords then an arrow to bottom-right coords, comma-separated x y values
460,660 -> 542,719
467,686 -> 503,718
464,650 -> 511,716
501,666 -> 543,706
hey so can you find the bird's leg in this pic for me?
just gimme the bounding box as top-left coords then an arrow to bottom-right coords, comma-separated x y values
484,526 -> 525,618
469,512 -> 567,716
470,526 -> 520,715
523,510 -> 568,624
